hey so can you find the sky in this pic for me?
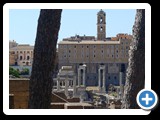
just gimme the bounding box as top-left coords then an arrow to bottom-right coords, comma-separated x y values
9,9 -> 136,46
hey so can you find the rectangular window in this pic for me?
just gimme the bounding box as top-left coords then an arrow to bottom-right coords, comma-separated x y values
126,46 -> 128,50
20,56 -> 22,60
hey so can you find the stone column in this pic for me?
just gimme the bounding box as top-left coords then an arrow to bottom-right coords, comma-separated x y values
98,69 -> 101,88
73,76 -> 76,97
83,68 -> 86,87
68,80 -> 70,87
62,81 -> 64,87
65,75 -> 68,97
119,72 -> 123,99
57,76 -> 60,91
102,67 -> 106,92
78,68 -> 81,86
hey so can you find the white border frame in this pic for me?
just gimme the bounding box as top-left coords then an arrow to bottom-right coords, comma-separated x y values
3,3 -> 151,115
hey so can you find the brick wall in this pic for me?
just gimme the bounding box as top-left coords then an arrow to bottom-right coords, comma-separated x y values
9,79 -> 80,109
9,78 -> 29,109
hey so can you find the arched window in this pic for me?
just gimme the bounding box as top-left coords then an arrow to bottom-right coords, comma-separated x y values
100,17 -> 103,23
100,26 -> 103,32
27,56 -> 30,60
20,56 -> 22,60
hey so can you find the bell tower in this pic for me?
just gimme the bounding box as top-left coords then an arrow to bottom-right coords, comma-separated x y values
97,9 -> 106,40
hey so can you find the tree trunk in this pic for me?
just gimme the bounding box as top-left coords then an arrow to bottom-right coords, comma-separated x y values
28,9 -> 62,109
121,9 -> 145,109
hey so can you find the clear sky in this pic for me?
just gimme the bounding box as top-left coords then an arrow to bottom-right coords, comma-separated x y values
9,9 -> 136,46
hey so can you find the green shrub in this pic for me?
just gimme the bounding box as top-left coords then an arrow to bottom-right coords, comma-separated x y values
9,67 -> 20,78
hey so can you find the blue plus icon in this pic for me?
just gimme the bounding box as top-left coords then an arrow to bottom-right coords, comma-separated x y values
137,89 -> 158,110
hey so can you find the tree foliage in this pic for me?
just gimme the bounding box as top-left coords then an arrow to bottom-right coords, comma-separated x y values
20,68 -> 29,75
9,67 -> 20,78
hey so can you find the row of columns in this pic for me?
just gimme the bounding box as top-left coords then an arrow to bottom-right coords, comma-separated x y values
54,65 -> 124,97
56,75 -> 77,97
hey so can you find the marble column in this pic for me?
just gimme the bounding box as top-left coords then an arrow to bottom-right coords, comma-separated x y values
57,77 -> 60,91
83,68 -> 86,87
119,72 -> 123,99
102,67 -> 106,89
65,75 -> 68,97
73,76 -> 76,97
78,69 -> 81,86
98,69 -> 101,88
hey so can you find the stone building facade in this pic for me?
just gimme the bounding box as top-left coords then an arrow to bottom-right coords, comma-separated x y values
9,40 -> 18,48
58,10 -> 132,90
9,44 -> 34,66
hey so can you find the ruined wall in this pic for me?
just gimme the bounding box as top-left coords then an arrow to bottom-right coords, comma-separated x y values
9,79 -> 29,109
121,9 -> 145,109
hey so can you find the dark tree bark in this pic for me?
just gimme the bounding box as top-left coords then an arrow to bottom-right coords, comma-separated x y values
28,9 -> 62,109
121,9 -> 145,109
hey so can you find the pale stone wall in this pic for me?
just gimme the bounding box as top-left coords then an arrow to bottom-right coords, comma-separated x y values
9,40 -> 18,48
58,9 -> 132,90
9,44 -> 34,66
58,38 -> 130,89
